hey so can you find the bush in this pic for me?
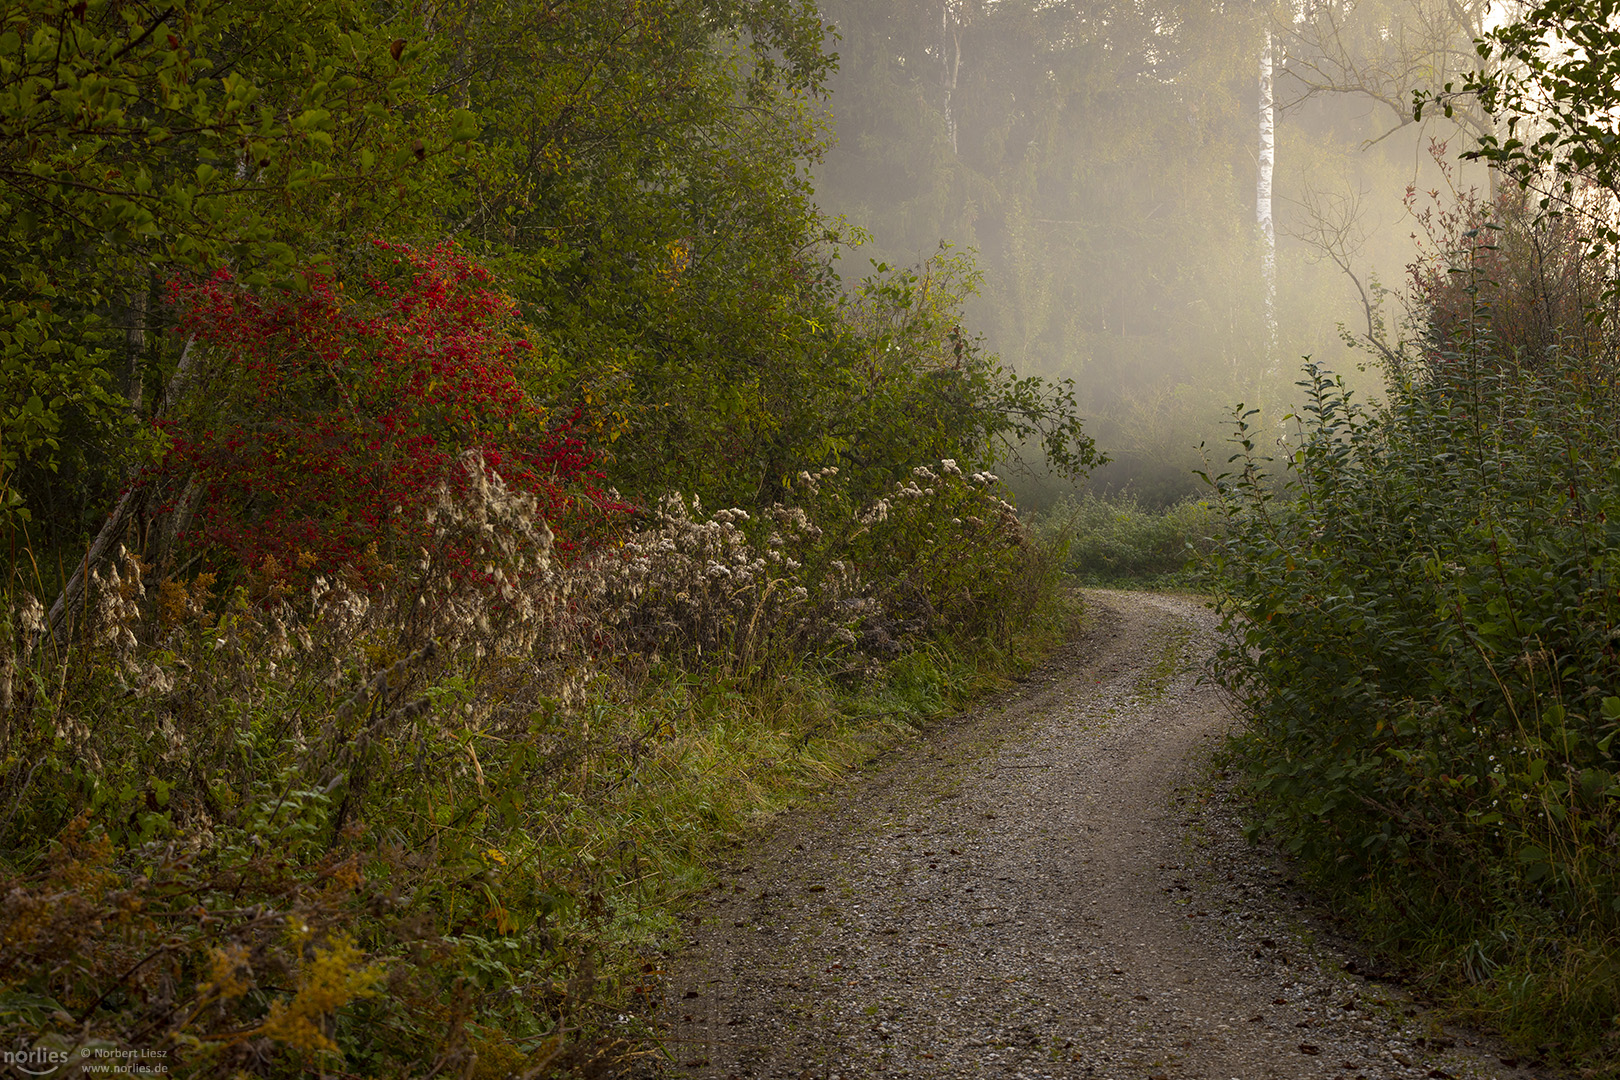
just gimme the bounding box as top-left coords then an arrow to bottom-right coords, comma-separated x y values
1398,156 -> 1620,385
1038,491 -> 1222,584
154,242 -> 624,595
1204,352 -> 1620,1067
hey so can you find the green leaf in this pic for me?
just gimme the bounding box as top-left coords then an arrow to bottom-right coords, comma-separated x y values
449,107 -> 479,142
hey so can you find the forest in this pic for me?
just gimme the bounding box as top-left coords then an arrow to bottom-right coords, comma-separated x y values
3,0 -> 1620,1074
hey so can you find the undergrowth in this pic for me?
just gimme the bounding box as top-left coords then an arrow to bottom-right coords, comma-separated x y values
1036,491 -> 1222,587
0,459 -> 1072,1078
1202,166 -> 1620,1072
1204,354 -> 1620,1074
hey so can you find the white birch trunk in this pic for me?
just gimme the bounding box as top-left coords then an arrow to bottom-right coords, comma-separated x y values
943,3 -> 959,155
1257,29 -> 1277,367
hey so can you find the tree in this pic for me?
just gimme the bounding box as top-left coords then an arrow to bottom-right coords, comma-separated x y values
0,0 -> 458,539
817,0 -> 1282,501
407,0 -> 1095,506
1275,0 -> 1502,169
1259,27 -> 1278,365
1267,0 -> 1508,366
1425,0 -> 1620,229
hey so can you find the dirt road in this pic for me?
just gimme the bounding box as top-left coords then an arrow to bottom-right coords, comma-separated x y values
655,591 -> 1555,1080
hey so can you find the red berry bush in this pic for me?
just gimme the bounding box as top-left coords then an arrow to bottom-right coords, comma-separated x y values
158,242 -> 621,594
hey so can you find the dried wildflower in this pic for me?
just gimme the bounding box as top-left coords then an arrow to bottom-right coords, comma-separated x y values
157,580 -> 189,626
202,943 -> 254,1003
18,592 -> 44,635
859,500 -> 891,525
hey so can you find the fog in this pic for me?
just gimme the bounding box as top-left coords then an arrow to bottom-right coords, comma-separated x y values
811,0 -> 1495,507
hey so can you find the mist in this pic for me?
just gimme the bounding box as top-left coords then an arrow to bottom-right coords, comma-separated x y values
810,0 -> 1495,508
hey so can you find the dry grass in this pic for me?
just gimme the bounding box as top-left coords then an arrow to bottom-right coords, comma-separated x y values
0,457 -> 1072,1077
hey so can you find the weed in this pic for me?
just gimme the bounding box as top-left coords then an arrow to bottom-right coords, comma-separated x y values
0,458 -> 1071,1076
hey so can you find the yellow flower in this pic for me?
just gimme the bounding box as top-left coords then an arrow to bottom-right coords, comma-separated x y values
258,933 -> 383,1054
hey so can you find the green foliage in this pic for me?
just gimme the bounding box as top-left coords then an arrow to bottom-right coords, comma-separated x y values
1423,0 -> 1620,213
0,0 -> 454,536
422,0 -> 843,501
1203,350 -> 1620,1068
1039,492 -> 1223,585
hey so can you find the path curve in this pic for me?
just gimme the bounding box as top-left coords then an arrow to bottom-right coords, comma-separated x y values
655,591 -> 1555,1080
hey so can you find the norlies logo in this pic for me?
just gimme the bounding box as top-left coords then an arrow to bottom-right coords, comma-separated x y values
1,1045 -> 70,1076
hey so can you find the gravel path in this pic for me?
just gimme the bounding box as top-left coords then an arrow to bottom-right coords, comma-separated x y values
654,591 -> 1561,1080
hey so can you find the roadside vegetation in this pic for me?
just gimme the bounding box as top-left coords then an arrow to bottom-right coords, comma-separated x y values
1,450 -> 1076,1076
0,3 -> 1094,1076
1036,492 -> 1222,589
1204,6 -> 1620,1070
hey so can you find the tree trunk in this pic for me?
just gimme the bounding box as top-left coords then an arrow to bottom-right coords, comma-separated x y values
41,335 -> 199,648
124,286 -> 146,417
942,3 -> 960,155
1258,28 -> 1277,369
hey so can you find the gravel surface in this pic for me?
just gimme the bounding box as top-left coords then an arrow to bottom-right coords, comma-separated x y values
653,591 -> 1564,1080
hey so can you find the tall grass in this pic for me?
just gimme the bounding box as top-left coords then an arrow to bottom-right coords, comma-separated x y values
1035,491 -> 1223,586
0,460 -> 1072,1077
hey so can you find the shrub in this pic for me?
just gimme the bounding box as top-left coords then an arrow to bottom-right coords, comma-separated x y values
155,242 -> 623,595
1203,351 -> 1620,1065
1397,145 -> 1620,386
1039,491 -> 1223,584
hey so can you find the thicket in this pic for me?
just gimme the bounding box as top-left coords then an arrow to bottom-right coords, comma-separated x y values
0,2 -> 1096,1076
1205,149 -> 1620,1075
1038,492 -> 1221,586
1,450 -> 1066,1077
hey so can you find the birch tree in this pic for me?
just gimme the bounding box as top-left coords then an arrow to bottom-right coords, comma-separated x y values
1259,28 -> 1278,364
942,2 -> 961,154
